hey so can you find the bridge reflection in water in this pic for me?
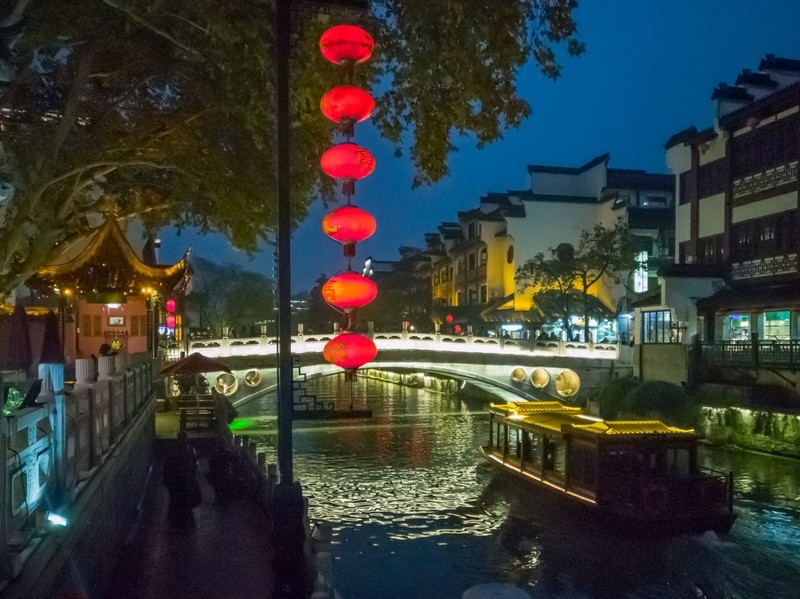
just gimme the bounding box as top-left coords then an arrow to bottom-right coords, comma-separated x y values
234,375 -> 800,599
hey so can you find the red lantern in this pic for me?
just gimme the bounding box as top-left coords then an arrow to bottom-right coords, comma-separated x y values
165,298 -> 177,313
166,315 -> 176,328
321,143 -> 375,181
446,314 -> 454,324
321,86 -> 375,125
322,205 -> 376,256
322,272 -> 377,311
323,333 -> 377,370
320,25 -> 374,66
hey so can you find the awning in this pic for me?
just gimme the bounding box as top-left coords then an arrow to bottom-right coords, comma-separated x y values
696,283 -> 800,313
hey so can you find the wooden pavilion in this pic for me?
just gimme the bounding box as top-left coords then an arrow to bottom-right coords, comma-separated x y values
25,212 -> 189,362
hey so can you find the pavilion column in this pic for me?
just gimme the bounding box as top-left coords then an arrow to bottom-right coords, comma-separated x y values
147,297 -> 157,358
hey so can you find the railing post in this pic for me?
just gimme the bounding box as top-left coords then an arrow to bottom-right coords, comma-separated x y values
434,323 -> 441,343
0,415 -> 7,569
751,333 -> 759,370
39,363 -> 67,501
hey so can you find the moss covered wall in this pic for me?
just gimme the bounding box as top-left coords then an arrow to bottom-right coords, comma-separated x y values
700,406 -> 800,458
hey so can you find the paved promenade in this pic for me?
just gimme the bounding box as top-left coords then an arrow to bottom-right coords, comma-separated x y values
107,444 -> 274,599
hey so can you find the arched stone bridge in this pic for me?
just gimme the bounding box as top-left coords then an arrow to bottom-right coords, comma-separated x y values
171,332 -> 631,407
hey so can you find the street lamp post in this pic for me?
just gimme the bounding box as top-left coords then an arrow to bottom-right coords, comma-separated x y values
273,1 -> 306,598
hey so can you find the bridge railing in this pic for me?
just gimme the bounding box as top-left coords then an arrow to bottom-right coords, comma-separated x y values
170,332 -> 620,362
0,354 -> 154,580
165,332 -> 620,361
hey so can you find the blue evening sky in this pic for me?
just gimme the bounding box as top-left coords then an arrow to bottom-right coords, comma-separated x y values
158,0 -> 800,292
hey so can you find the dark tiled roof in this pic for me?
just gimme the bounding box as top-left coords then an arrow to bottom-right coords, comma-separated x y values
697,282 -> 800,312
664,126 -> 697,149
527,152 -> 609,175
759,54 -> 800,73
719,80 -> 800,128
711,84 -> 753,102
657,263 -> 724,278
522,192 -> 597,204
664,126 -> 716,150
735,69 -> 778,89
606,171 -> 674,191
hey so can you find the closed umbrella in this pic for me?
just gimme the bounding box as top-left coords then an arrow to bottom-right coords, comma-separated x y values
40,310 -> 64,363
7,304 -> 32,381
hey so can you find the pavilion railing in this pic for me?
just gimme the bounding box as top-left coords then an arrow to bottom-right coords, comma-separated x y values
0,354 -> 154,581
698,340 -> 800,369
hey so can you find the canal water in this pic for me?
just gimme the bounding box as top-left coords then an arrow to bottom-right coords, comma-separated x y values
235,375 -> 800,599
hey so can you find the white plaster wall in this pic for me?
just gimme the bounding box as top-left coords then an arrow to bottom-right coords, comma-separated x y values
530,160 -> 607,197
661,276 -> 723,343
508,201 -> 598,266
698,193 -> 725,238
731,191 -> 798,224
698,133 -> 725,165
676,202 -> 692,244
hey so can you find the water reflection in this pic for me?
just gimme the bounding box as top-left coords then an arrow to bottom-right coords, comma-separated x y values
237,375 -> 800,599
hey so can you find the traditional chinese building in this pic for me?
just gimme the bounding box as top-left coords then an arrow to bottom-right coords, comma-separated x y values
24,212 -> 189,362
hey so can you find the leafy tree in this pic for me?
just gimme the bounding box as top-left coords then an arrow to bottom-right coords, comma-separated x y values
0,0 -> 582,296
517,243 -> 578,340
621,380 -> 696,428
186,256 -> 274,337
517,219 -> 635,341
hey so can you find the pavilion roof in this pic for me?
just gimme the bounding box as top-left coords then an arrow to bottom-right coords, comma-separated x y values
28,215 -> 189,298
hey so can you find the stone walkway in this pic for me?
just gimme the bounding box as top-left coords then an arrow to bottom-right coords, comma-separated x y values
107,447 -> 274,599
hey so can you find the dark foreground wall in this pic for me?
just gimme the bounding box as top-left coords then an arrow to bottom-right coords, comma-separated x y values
3,402 -> 154,599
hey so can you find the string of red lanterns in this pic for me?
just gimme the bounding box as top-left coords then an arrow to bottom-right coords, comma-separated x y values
319,23 -> 378,376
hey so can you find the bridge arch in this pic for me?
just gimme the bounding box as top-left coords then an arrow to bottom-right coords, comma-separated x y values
224,360 -> 559,408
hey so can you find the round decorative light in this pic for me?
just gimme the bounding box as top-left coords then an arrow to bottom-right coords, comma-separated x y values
322,272 -> 377,311
555,369 -> 581,398
244,369 -> 262,387
321,86 -> 375,124
531,368 -> 551,389
319,24 -> 374,65
445,314 -> 454,324
215,373 -> 239,396
323,333 -> 377,370
165,315 -> 176,328
510,368 -> 526,383
165,298 -> 177,313
320,143 -> 376,181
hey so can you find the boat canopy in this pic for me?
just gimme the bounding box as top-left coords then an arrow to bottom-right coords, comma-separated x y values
489,402 -> 695,439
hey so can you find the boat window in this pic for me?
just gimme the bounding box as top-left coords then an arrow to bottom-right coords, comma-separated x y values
553,442 -> 566,475
568,445 -> 596,488
508,427 -> 522,458
666,448 -> 690,477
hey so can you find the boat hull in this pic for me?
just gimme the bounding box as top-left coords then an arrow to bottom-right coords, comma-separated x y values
480,446 -> 737,536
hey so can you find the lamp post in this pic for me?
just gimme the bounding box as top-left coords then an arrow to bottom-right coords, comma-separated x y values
272,3 -> 369,597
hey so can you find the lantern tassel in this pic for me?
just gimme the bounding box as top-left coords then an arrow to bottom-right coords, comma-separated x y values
343,179 -> 355,196
343,242 -> 356,258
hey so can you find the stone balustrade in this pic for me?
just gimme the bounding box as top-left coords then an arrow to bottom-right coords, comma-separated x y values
0,353 -> 154,586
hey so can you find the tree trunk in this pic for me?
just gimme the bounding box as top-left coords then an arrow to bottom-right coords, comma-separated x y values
582,275 -> 591,343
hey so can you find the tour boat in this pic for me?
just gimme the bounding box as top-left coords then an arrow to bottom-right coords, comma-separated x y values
481,401 -> 736,534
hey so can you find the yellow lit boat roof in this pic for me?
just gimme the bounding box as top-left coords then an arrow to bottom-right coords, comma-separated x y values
489,402 -> 695,438
570,420 -> 694,436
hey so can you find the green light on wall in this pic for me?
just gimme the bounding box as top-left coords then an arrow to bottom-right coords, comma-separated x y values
229,419 -> 253,431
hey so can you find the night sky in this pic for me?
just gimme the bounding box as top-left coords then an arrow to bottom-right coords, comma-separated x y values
158,0 -> 800,292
